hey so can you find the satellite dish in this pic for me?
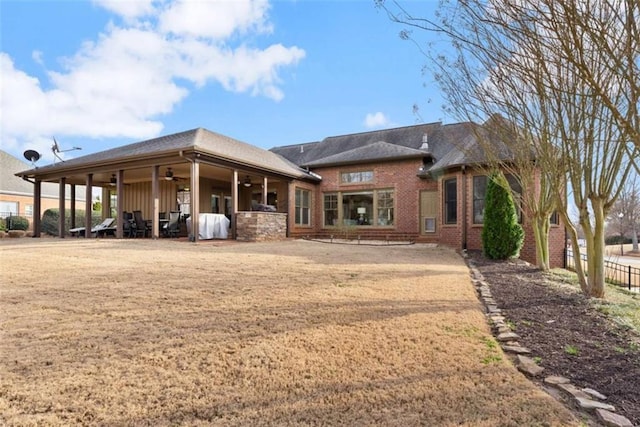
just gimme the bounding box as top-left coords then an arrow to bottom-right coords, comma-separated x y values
23,149 -> 41,166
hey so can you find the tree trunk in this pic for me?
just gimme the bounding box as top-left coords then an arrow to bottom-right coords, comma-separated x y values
560,211 -> 589,293
584,201 -> 607,298
532,214 -> 550,270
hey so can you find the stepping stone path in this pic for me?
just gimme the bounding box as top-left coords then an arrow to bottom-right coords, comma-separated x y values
466,257 -> 635,427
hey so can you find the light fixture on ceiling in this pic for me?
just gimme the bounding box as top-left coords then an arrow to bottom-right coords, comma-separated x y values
243,176 -> 252,188
110,174 -> 117,186
165,168 -> 174,181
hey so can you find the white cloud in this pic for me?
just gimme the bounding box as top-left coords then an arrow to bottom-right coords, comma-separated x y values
92,0 -> 156,21
364,112 -> 391,128
159,0 -> 272,40
1,0 -> 305,158
32,50 -> 44,65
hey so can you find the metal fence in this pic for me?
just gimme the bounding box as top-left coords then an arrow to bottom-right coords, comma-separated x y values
566,248 -> 640,292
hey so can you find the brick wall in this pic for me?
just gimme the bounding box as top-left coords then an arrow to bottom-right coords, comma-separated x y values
236,212 -> 287,241
293,159 -> 436,240
287,160 -> 565,267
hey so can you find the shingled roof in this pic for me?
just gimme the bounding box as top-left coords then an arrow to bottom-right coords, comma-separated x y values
17,128 -> 315,180
270,121 -> 507,172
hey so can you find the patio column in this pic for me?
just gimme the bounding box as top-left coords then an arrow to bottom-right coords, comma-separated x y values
70,184 -> 76,229
33,180 -> 42,237
101,187 -> 110,219
84,174 -> 93,238
152,165 -> 160,239
262,177 -> 268,205
232,170 -> 239,239
58,177 -> 66,238
116,170 -> 124,239
190,160 -> 200,242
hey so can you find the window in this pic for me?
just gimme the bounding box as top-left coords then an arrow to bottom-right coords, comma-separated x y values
25,205 -> 33,217
0,201 -> 18,217
323,190 -> 394,227
444,178 -> 457,224
550,211 -> 560,225
341,170 -> 373,184
177,189 -> 190,216
224,196 -> 232,218
324,194 -> 338,226
342,192 -> 373,225
473,174 -> 523,224
473,176 -> 487,224
295,188 -> 310,226
377,190 -> 394,226
211,195 -> 220,214
506,174 -> 523,223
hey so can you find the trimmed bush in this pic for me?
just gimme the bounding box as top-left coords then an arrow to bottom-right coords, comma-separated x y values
41,209 -> 102,236
481,172 -> 524,259
6,216 -> 29,231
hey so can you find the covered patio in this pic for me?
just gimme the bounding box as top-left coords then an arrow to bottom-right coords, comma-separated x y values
16,128 -> 320,241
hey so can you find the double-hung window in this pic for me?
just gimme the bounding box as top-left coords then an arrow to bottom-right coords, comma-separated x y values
473,176 -> 487,224
295,188 -> 310,226
444,178 -> 457,224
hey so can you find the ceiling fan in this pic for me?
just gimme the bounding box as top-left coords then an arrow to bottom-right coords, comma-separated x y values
164,167 -> 187,182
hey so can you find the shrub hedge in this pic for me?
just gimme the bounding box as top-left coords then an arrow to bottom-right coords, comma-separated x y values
41,209 -> 102,236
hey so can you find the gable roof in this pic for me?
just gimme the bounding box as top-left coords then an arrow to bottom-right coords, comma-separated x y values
16,128 -> 316,181
271,120 -> 516,173
303,141 -> 428,167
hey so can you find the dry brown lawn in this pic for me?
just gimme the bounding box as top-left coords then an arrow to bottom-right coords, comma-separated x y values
0,238 -> 577,426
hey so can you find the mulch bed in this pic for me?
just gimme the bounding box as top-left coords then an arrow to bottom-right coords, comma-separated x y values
469,251 -> 640,425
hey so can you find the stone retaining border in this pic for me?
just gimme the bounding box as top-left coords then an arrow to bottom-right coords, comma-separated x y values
465,255 -> 634,427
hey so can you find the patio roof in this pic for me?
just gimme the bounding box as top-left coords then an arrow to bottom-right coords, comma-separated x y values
15,128 -> 319,184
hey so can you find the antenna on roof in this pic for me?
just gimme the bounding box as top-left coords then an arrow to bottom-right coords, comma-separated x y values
52,137 -> 81,163
23,149 -> 41,167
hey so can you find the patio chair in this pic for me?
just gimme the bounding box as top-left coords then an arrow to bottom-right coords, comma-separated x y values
164,211 -> 180,238
132,210 -> 149,238
69,218 -> 115,237
122,211 -> 134,237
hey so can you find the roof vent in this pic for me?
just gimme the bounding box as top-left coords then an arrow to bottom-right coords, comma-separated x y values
420,133 -> 429,151
300,145 -> 304,153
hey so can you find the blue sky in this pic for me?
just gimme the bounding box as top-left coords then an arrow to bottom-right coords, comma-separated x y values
1,0 -> 447,165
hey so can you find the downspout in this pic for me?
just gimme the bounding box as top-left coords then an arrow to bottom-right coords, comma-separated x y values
462,165 -> 467,251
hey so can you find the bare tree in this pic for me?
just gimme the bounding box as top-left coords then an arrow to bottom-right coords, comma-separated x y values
609,176 -> 640,253
377,0 -> 640,296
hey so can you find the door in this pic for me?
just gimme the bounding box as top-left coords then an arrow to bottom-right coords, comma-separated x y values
420,190 -> 438,234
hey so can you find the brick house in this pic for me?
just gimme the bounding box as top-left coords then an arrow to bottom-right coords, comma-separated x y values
272,121 -> 565,268
15,123 -> 565,267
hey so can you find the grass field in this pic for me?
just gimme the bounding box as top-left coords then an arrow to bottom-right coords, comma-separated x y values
0,238 -> 577,426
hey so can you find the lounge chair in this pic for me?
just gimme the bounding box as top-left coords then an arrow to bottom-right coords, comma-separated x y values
69,218 -> 116,237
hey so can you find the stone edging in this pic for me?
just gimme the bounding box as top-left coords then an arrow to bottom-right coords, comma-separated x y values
466,257 -> 634,427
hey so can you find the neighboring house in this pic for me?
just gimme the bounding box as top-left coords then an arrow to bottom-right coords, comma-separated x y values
15,122 -> 565,267
1,150 -> 86,228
